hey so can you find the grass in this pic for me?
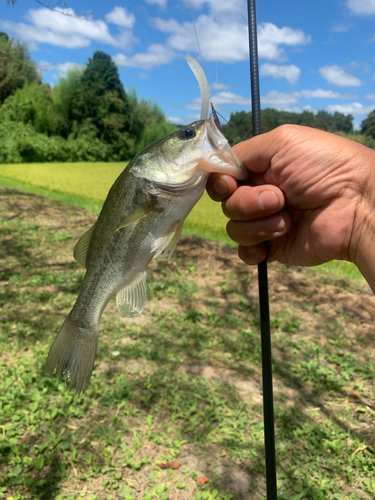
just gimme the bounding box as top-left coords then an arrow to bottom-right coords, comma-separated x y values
0,163 -> 126,203
0,163 -> 234,246
1,186 -> 374,499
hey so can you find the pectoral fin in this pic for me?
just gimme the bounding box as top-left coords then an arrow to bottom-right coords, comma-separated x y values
116,271 -> 147,318
116,201 -> 155,232
73,223 -> 96,269
151,221 -> 184,260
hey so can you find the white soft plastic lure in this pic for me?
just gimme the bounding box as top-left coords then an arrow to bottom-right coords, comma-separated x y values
187,57 -> 211,120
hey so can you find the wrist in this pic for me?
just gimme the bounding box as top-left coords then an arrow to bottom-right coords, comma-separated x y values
350,156 -> 375,292
352,213 -> 375,293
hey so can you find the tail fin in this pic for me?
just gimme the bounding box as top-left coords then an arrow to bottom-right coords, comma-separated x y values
45,314 -> 99,395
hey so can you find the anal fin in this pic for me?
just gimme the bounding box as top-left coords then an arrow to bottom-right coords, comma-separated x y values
116,271 -> 147,318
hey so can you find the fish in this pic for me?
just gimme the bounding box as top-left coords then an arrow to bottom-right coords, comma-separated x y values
45,112 -> 249,394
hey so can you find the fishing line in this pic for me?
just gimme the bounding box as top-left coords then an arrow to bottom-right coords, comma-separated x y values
247,0 -> 277,499
215,0 -> 219,102
187,0 -> 206,73
213,109 -> 229,126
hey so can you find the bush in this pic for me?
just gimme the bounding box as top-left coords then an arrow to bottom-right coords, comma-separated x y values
0,121 -> 111,163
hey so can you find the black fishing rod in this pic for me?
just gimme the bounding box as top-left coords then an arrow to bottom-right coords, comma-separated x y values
247,0 -> 277,498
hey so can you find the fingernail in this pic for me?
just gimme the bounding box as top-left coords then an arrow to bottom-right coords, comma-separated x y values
214,179 -> 229,196
267,215 -> 285,232
258,191 -> 279,211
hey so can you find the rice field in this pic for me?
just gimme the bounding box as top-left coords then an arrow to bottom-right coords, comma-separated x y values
0,161 -> 365,279
0,162 -> 232,243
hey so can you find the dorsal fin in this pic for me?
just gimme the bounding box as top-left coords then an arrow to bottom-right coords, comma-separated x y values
73,223 -> 96,269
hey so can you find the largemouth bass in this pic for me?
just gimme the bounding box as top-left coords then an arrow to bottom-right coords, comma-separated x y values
45,113 -> 248,394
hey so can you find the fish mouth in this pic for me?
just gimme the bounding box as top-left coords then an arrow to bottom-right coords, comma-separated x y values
197,114 -> 249,180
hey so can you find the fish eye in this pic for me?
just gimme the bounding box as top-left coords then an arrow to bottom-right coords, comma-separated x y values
178,127 -> 196,140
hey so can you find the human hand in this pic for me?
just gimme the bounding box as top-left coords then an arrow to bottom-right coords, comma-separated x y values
207,125 -> 375,290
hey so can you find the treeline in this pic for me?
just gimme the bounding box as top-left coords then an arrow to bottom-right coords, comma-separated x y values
0,32 -> 177,163
2,32 -> 375,164
223,108 -> 375,148
222,108 -> 358,145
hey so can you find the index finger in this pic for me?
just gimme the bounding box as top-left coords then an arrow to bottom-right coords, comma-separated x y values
206,173 -> 238,202
232,126 -> 294,173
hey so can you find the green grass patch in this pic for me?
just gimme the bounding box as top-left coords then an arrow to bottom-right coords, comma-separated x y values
0,162 -> 367,273
0,162 -> 126,202
317,259 -> 364,281
0,162 -> 234,245
0,176 -> 103,214
1,186 -> 375,499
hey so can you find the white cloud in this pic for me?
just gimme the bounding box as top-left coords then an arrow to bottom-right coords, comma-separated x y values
297,89 -> 356,99
38,61 -> 81,76
186,113 -> 201,120
105,7 -> 135,29
327,102 -> 375,115
346,0 -> 375,15
167,116 -> 183,124
113,44 -> 175,70
187,91 -> 250,110
260,89 -> 355,110
2,7 -> 126,48
258,23 -> 311,61
214,91 -> 250,106
186,97 -> 204,110
154,15 -> 248,63
187,0 -> 245,16
349,61 -> 369,73
115,30 -> 138,49
153,17 -> 310,64
366,94 -> 375,101
145,0 -> 168,7
261,91 -> 299,108
260,63 -> 301,85
331,23 -> 352,32
211,82 -> 232,90
319,65 -> 362,87
187,87 -> 353,113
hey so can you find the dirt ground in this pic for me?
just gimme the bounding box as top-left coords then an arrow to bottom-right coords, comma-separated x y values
2,185 -> 375,499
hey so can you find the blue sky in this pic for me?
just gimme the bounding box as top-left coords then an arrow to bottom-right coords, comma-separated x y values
2,0 -> 375,129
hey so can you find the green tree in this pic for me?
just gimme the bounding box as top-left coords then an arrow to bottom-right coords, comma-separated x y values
299,110 -> 316,127
315,110 -> 353,133
361,110 -> 375,139
0,81 -> 55,134
223,108 -> 354,145
75,51 -> 128,134
0,40 -> 179,162
222,110 -> 253,145
81,51 -> 126,101
331,111 -> 353,133
52,66 -> 85,138
0,32 -> 39,105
